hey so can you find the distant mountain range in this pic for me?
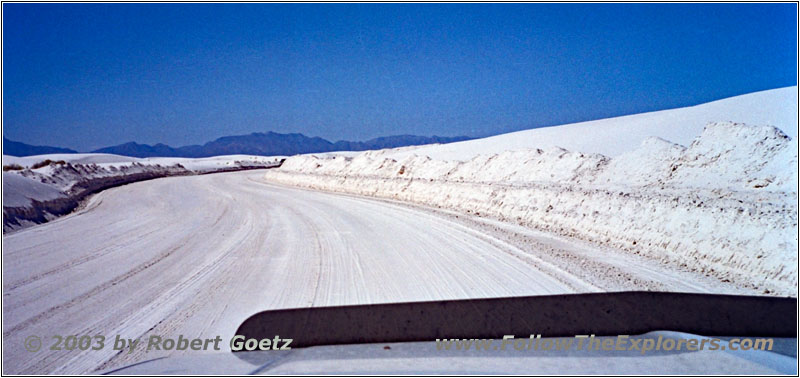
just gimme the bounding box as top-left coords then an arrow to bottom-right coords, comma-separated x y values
3,133 -> 472,158
3,138 -> 78,156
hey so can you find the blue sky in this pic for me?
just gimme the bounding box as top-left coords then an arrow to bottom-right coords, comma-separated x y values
3,3 -> 797,151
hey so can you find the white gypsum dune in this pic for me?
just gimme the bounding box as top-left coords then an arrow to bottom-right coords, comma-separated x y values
377,86 -> 797,161
267,87 -> 799,295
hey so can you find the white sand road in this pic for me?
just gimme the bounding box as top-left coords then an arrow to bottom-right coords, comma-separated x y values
2,170 -> 751,374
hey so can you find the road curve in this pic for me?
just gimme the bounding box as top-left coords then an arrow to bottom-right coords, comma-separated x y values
3,171 -> 579,374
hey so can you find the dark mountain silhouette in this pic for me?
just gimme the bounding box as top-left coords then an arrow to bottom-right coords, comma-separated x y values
92,132 -> 471,158
1,133 -> 472,158
3,138 -> 78,157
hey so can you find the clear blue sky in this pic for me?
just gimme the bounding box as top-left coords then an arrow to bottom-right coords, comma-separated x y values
3,3 -> 797,151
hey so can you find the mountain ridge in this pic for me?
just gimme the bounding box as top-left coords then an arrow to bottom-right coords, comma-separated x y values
3,138 -> 78,157
3,133 -> 471,158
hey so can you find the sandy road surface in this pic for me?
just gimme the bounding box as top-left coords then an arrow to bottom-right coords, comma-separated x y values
3,171 -> 594,374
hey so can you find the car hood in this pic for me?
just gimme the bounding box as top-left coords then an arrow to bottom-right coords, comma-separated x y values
104,331 -> 796,375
